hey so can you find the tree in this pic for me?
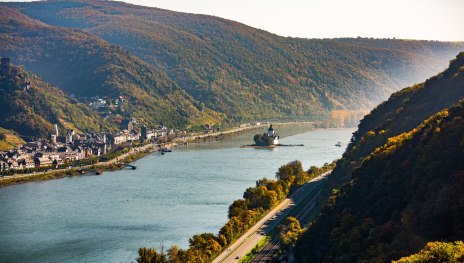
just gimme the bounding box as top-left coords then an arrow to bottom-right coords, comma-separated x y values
393,241 -> 464,263
167,245 -> 187,263
280,217 -> 304,253
137,247 -> 167,263
189,233 -> 222,261
253,134 -> 263,146
253,134 -> 273,146
276,160 -> 305,183
228,199 -> 249,218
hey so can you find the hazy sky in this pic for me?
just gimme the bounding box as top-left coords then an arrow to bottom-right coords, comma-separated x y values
123,0 -> 464,41
3,0 -> 464,41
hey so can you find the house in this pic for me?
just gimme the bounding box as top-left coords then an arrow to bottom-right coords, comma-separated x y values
34,157 -> 53,169
89,98 -> 107,110
91,146 -> 101,156
59,152 -> 79,162
146,130 -> 155,141
20,158 -> 35,169
57,146 -> 72,153
120,119 -> 133,134
112,133 -> 126,145
26,158 -> 36,169
157,129 -> 167,138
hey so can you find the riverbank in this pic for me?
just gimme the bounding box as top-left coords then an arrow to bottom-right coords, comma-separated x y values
0,141 -> 176,188
240,143 -> 305,149
0,121 -> 314,188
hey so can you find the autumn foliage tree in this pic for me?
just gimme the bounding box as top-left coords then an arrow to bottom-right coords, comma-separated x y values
137,160 -> 333,263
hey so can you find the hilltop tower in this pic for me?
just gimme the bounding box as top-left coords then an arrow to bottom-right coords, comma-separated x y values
51,124 -> 59,144
66,129 -> 75,144
54,124 -> 59,137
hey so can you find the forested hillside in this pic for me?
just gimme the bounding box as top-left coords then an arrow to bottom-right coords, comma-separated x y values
330,52 -> 464,186
293,53 -> 464,262
3,0 -> 464,123
0,6 -> 222,129
0,65 -> 114,138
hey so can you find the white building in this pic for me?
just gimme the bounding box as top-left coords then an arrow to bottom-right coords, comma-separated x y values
266,124 -> 279,145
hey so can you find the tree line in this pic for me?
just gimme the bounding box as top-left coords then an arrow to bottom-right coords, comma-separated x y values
137,160 -> 334,263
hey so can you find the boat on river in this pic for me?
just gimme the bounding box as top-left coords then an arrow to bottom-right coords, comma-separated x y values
158,147 -> 172,153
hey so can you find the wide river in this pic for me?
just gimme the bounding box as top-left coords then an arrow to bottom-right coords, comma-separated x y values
0,125 -> 355,263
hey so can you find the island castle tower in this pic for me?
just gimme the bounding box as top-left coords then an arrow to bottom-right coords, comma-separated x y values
266,124 -> 279,145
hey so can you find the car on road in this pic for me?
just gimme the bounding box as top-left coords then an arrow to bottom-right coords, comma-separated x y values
235,255 -> 240,259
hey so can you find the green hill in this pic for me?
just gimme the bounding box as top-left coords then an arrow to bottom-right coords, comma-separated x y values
0,6 -> 222,130
2,0 -> 464,123
293,53 -> 464,262
331,52 -> 464,186
0,65 -> 115,138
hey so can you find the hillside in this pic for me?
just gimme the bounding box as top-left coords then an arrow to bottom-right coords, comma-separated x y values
0,64 -> 115,138
3,0 -> 464,122
0,128 -> 25,150
330,52 -> 464,185
0,6 -> 222,130
293,54 -> 464,262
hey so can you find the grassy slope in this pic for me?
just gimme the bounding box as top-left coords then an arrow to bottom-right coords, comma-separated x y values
0,128 -> 25,150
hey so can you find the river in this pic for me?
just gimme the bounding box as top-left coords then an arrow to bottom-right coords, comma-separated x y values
0,125 -> 355,263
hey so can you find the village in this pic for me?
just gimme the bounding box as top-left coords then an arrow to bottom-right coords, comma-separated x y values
0,118 -> 279,175
0,117 -> 195,174
0,57 -> 212,175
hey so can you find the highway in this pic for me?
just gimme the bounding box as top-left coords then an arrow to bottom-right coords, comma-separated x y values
212,172 -> 329,263
251,188 -> 320,262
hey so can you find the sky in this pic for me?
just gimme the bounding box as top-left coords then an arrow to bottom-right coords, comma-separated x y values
124,0 -> 464,41
2,0 -> 464,41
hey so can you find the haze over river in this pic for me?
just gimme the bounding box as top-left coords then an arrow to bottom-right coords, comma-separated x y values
0,124 -> 355,263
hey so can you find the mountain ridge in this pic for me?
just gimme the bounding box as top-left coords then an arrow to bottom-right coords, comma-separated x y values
2,0 -> 464,126
0,5 -> 224,130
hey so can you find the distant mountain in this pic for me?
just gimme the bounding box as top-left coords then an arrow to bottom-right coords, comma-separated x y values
0,6 -> 223,129
293,53 -> 464,262
2,0 -> 464,124
0,63 -> 115,138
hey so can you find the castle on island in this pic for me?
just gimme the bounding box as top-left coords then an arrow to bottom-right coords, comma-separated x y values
266,124 -> 279,145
